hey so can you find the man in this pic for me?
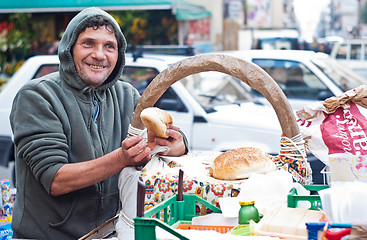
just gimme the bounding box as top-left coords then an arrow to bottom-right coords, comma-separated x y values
10,7 -> 187,240
184,33 -> 196,55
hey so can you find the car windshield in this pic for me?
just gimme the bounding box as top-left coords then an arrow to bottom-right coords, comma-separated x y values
257,38 -> 300,50
180,71 -> 256,110
312,57 -> 367,92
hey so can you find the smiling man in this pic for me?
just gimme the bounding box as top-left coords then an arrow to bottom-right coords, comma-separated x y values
73,24 -> 118,88
10,7 -> 187,240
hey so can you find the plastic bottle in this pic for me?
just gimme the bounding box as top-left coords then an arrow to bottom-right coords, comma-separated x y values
238,200 -> 260,225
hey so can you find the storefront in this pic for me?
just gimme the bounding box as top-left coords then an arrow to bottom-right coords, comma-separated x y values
0,0 -> 212,76
0,0 -> 211,45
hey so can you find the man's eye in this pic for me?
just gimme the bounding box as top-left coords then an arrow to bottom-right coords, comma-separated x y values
106,44 -> 115,50
83,41 -> 93,47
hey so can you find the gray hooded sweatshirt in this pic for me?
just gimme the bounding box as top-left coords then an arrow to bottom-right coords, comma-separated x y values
10,7 -> 140,239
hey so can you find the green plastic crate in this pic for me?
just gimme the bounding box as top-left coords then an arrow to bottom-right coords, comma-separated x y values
287,185 -> 329,210
134,194 -> 222,240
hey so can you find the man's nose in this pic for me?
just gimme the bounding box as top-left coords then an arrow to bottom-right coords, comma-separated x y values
92,45 -> 106,59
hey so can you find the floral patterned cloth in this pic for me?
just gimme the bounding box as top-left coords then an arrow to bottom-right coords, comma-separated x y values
139,152 -> 244,213
139,145 -> 310,213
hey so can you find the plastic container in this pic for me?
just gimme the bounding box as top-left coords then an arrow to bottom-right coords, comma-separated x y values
174,221 -> 234,233
134,194 -> 224,240
227,224 -> 251,236
306,222 -> 352,240
252,206 -> 325,239
238,200 -> 260,224
287,185 -> 329,210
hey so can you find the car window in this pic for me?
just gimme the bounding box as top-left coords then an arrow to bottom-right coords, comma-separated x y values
335,43 -> 347,59
180,71 -> 255,111
122,66 -> 187,112
33,64 -> 59,79
252,59 -> 332,100
312,57 -> 367,92
351,44 -> 362,60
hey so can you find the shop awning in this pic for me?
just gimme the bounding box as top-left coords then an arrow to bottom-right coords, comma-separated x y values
0,0 -> 211,20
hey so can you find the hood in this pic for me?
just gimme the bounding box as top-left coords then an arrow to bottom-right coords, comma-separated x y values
208,102 -> 282,133
58,7 -> 127,92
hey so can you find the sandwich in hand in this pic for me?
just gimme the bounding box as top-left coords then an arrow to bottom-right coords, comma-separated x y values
140,107 -> 173,139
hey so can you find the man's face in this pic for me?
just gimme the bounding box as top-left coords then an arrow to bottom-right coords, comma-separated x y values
73,26 -> 118,88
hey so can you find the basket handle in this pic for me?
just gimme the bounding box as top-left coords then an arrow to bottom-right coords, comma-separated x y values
131,53 -> 299,139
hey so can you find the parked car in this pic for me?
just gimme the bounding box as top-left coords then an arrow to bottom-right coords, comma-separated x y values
0,53 -> 287,184
212,49 -> 367,183
218,50 -> 367,111
329,38 -> 367,78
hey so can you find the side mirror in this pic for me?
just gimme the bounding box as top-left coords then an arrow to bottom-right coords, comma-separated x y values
155,98 -> 187,112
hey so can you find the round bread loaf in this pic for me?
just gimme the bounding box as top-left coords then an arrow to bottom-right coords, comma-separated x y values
140,107 -> 173,139
209,147 -> 276,180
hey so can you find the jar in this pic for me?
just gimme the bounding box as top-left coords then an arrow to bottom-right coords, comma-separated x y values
238,200 -> 260,225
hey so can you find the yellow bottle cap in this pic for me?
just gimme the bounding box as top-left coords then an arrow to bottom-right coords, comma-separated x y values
239,200 -> 255,205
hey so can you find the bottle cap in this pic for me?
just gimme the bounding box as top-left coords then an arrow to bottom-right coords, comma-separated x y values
239,200 -> 255,205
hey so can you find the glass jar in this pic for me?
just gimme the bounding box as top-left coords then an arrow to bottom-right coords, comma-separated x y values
238,200 -> 260,225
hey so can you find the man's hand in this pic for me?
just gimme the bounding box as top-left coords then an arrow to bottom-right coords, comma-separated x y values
119,135 -> 151,167
148,125 -> 186,156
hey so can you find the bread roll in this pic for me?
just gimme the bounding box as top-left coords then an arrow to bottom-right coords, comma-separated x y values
209,147 -> 276,180
140,107 -> 173,139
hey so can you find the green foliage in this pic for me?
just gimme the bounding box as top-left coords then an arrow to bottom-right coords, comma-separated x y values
6,13 -> 32,57
0,13 -> 32,77
0,75 -> 9,90
110,10 -> 177,46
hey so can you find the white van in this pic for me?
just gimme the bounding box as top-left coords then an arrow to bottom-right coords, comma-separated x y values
0,54 -> 283,178
330,38 -> 367,78
1,52 -> 340,184
220,50 -> 367,111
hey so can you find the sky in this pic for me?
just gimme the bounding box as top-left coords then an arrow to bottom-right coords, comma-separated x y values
293,0 -> 331,42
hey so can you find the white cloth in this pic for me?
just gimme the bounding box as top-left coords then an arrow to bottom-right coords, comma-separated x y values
319,181 -> 367,224
115,167 -> 140,240
115,125 -> 171,240
115,152 -> 172,240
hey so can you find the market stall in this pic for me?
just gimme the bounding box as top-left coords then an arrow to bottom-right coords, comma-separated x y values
125,54 -> 367,240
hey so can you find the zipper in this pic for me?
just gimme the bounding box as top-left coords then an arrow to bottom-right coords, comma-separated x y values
92,91 -> 104,195
92,91 -> 105,153
92,91 -> 100,128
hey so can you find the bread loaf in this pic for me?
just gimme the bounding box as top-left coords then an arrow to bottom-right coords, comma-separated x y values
209,147 -> 276,180
140,107 -> 173,139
